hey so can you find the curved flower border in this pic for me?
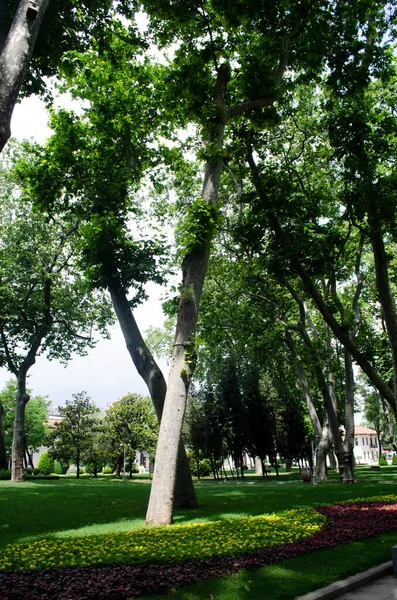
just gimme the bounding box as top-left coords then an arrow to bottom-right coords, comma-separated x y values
1,495 -> 397,599
0,507 -> 324,573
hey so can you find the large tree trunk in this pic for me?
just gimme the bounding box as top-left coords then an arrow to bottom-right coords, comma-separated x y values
0,0 -> 49,152
0,400 -> 8,470
108,278 -> 198,508
146,64 -> 230,525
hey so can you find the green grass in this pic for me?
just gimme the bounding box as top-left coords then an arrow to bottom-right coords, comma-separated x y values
1,467 -> 397,598
148,531 -> 397,600
2,468 -> 397,547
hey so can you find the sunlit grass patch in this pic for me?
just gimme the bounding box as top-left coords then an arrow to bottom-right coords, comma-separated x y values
0,507 -> 325,573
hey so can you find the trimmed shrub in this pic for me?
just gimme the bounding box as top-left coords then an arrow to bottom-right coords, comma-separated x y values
379,453 -> 388,466
392,454 -> 397,466
102,466 -> 113,474
37,452 -> 55,475
0,469 -> 11,480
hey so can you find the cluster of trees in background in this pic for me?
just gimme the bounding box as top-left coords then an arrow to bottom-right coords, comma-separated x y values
0,384 -> 158,478
2,0 -> 397,525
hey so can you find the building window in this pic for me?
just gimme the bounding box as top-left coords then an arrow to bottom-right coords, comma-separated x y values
374,438 -> 378,447
355,437 -> 358,446
366,437 -> 368,445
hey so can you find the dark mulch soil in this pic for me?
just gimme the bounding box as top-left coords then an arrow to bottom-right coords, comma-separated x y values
1,500 -> 397,600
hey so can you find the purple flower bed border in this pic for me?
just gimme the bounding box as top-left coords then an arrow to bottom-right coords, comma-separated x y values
1,500 -> 397,600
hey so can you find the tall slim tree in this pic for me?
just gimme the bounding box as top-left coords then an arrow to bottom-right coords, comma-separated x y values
0,146 -> 112,481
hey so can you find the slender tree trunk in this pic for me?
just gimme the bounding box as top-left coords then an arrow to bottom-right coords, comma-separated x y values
285,328 -> 330,479
195,453 -> 200,480
369,226 -> 397,403
0,401 -> 8,470
76,445 -> 80,479
0,0 -> 50,152
24,437 -> 34,469
254,175 -> 397,425
11,369 -> 30,481
316,425 -> 331,481
108,279 -> 198,508
379,395 -> 397,452
240,454 -> 244,479
339,350 -> 355,483
146,64 -> 230,525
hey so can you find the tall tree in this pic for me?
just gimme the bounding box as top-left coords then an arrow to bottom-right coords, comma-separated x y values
0,145 -> 112,481
17,30 -> 198,507
239,4 -> 397,447
145,0 -> 320,526
102,393 -> 158,477
48,392 -> 98,478
0,379 -> 50,470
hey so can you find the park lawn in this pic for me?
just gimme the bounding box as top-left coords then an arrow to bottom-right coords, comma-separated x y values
147,531 -> 397,600
1,466 -> 397,548
1,467 -> 397,598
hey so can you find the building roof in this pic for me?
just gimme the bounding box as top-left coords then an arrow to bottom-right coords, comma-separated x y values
46,414 -> 62,429
355,426 -> 377,435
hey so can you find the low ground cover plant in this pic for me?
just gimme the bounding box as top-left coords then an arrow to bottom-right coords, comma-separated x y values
0,495 -> 397,600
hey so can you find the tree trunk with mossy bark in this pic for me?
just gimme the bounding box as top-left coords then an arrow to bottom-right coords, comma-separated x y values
108,278 -> 198,509
146,64 -> 230,526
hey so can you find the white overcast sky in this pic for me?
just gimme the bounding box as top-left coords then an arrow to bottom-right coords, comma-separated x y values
0,96 -> 170,410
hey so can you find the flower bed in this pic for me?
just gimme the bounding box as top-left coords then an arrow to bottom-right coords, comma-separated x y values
0,495 -> 397,600
0,508 -> 324,572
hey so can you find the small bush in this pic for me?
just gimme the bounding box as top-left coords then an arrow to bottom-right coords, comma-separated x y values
37,452 -> 55,475
392,454 -> 397,466
0,469 -> 11,480
53,461 -> 67,475
379,453 -> 388,466
102,466 -> 113,474
196,459 -> 212,477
